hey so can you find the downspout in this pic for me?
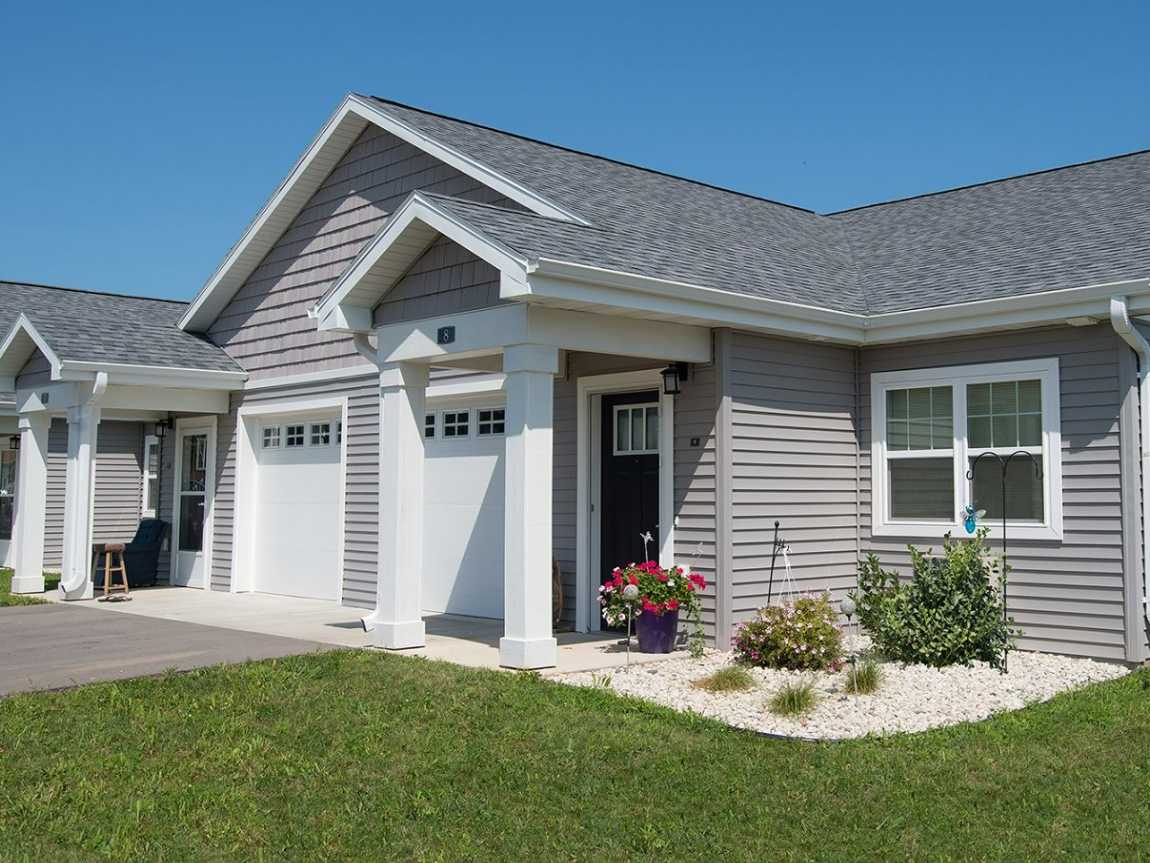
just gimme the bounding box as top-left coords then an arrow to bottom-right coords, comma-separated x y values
1109,296 -> 1150,621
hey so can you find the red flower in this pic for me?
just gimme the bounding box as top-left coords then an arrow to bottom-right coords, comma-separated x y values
688,572 -> 707,590
667,598 -> 679,611
658,573 -> 668,582
628,574 -> 639,586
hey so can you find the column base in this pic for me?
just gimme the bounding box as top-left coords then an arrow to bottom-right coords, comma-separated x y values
58,581 -> 93,601
499,636 -> 558,670
367,618 -> 426,650
9,574 -> 45,594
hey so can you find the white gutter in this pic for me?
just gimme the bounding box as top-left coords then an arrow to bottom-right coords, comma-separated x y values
1109,295 -> 1150,620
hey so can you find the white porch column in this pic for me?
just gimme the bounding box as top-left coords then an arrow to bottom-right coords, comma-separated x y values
365,362 -> 428,648
10,413 -> 50,593
59,404 -> 100,600
500,345 -> 559,669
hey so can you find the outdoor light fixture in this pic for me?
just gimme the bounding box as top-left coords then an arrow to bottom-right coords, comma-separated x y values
661,362 -> 688,396
153,418 -> 171,441
8,434 -> 19,451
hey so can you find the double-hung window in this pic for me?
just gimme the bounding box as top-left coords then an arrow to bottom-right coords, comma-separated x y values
871,358 -> 1062,540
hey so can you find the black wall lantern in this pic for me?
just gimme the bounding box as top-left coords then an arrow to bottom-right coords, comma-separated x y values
153,418 -> 171,441
661,362 -> 688,396
7,434 -> 19,451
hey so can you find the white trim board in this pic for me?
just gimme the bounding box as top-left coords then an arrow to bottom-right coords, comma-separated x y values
575,369 -> 675,632
231,394 -> 349,605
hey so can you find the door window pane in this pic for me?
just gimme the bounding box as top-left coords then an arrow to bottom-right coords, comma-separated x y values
889,457 -> 954,520
616,409 -> 630,453
645,406 -> 659,451
181,435 -> 207,493
970,456 -> 1044,522
614,404 -> 659,455
178,495 -> 205,551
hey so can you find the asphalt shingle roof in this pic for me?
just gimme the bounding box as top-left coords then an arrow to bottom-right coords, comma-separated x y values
0,282 -> 242,373
367,96 -> 1150,315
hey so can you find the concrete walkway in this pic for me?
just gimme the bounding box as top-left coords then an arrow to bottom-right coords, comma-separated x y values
0,603 -> 333,696
45,586 -> 684,674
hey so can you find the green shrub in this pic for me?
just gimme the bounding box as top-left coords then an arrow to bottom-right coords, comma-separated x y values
768,679 -> 818,716
691,666 -> 756,693
852,530 -> 1019,669
732,593 -> 843,671
843,656 -> 882,695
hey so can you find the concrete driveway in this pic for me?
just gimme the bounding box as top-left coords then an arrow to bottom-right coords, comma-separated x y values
0,603 -> 334,696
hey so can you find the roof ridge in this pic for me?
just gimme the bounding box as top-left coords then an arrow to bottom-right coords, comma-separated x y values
1,279 -> 188,306
363,95 -> 818,216
825,147 -> 1150,216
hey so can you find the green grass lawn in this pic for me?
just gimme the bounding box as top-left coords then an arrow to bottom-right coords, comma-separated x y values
0,651 -> 1146,862
0,567 -> 59,606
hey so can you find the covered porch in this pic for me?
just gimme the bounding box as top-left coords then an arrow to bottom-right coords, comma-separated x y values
361,302 -> 712,669
7,370 -> 243,600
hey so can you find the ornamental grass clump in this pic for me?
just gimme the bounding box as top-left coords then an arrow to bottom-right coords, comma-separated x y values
768,679 -> 818,717
853,529 -> 1019,669
731,592 -> 843,671
843,656 -> 882,695
691,665 -> 756,693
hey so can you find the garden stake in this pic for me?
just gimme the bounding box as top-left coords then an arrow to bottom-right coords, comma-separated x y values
766,521 -> 785,605
966,450 -> 1042,676
622,583 -> 640,667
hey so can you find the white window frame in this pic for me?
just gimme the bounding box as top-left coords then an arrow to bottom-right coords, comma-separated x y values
141,433 -> 160,518
612,402 -> 660,456
476,406 -> 505,437
871,357 -> 1063,541
441,409 -> 471,439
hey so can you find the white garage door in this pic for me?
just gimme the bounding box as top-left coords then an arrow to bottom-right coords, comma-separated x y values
423,404 -> 505,619
253,416 -> 342,601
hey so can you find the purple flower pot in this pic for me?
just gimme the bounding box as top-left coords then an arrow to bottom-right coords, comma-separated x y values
636,609 -> 679,653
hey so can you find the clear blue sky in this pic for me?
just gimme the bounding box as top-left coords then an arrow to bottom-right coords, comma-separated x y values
3,1 -> 1148,301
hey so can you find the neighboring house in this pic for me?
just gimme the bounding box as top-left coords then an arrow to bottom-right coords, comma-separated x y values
4,93 -> 1150,668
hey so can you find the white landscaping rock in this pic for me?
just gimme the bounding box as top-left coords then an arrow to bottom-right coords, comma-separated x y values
556,641 -> 1128,740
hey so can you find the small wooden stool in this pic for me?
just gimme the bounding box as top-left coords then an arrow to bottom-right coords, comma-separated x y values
100,543 -> 130,598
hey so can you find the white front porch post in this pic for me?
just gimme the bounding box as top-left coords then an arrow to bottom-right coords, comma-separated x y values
10,413 -> 50,593
366,362 -> 428,648
500,345 -> 559,669
59,404 -> 100,600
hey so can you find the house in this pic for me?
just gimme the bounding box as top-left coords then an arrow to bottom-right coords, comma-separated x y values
4,93 -> 1150,668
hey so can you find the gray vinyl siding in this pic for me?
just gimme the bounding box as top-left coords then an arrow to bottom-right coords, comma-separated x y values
42,419 -> 146,570
674,354 -> 720,642
207,125 -> 519,379
43,419 -> 67,569
91,421 -> 144,545
373,238 -> 503,326
209,374 -> 380,606
859,324 -> 1131,661
726,332 -> 859,631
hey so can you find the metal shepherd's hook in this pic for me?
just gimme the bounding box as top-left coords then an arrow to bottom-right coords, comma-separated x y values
966,450 -> 1042,676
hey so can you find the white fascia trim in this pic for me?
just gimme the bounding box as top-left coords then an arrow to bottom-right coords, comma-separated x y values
524,261 -> 1150,346
313,192 -> 530,331
57,360 -> 247,391
180,94 -> 584,333
1109,295 -> 1150,621
870,357 -> 1063,542
0,315 -> 63,389
426,376 -> 505,401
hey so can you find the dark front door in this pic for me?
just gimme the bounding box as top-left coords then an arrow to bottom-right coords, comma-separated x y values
600,391 -> 660,628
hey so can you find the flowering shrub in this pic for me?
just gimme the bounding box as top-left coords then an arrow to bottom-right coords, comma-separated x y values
599,561 -> 706,627
732,593 -> 843,671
